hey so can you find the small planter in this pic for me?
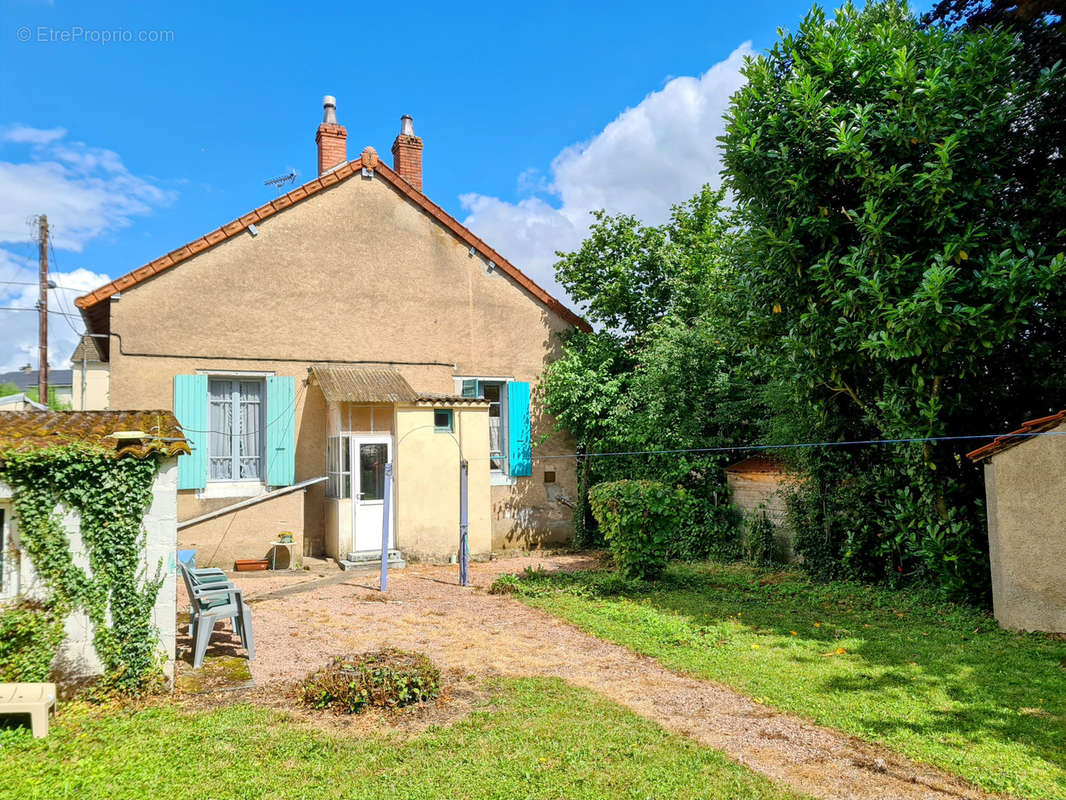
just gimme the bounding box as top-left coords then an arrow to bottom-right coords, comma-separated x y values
234,558 -> 269,571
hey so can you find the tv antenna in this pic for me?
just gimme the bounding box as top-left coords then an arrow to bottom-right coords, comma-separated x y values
264,169 -> 298,196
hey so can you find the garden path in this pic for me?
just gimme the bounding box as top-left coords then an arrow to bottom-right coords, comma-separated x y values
180,555 -> 1003,800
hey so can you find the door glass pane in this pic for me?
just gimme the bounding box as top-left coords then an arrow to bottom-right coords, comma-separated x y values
359,443 -> 387,501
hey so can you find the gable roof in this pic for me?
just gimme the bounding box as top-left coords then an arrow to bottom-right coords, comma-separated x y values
0,410 -> 189,460
74,155 -> 590,338
70,334 -> 104,362
966,411 -> 1066,463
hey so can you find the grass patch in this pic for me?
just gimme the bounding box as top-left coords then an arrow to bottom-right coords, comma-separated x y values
500,561 -> 1066,799
0,677 -> 806,800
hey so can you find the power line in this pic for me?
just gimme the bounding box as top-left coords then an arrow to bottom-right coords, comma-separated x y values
46,240 -> 86,339
0,306 -> 83,318
512,429 -> 1066,463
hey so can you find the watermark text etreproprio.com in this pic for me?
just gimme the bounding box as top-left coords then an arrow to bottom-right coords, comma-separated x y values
15,26 -> 175,44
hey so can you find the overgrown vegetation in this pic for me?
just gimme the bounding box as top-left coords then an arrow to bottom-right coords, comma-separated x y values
498,561 -> 1066,799
0,678 -> 804,800
300,650 -> 441,714
0,601 -> 65,682
545,0 -> 1066,603
0,444 -> 164,692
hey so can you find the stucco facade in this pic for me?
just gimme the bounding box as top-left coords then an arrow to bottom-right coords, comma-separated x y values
71,363 -> 110,410
977,420 -> 1066,633
77,142 -> 580,564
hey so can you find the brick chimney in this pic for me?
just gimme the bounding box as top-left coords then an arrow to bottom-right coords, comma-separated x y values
391,115 -> 423,192
316,95 -> 347,176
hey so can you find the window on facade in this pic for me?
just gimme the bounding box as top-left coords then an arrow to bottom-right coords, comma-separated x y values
208,379 -> 263,481
462,379 -> 509,472
483,383 -> 505,470
434,408 -> 453,432
326,435 -> 351,498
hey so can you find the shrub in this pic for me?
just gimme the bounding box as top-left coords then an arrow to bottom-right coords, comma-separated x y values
0,601 -> 65,682
743,511 -> 777,567
589,480 -> 691,580
300,649 -> 440,714
670,495 -> 742,562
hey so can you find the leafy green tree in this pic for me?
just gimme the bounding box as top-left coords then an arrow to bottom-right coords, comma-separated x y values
721,1 -> 1066,601
555,186 -> 733,338
543,188 -> 759,555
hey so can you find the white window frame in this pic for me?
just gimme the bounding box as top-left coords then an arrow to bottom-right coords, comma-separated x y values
326,435 -> 351,499
454,376 -> 517,486
207,376 -> 265,483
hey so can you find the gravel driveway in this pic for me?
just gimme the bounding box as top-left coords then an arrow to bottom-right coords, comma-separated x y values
178,555 -> 1003,800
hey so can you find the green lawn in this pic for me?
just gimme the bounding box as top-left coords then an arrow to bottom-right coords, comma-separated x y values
501,562 -> 1066,800
0,677 -> 806,800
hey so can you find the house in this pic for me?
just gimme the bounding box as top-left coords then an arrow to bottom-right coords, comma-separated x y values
0,410 -> 186,685
0,394 -> 47,412
967,411 -> 1066,633
73,96 -> 587,568
0,366 -> 73,408
70,335 -> 110,410
724,456 -> 799,561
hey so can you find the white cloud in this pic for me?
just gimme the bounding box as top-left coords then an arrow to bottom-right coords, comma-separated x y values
0,126 -> 173,370
0,129 -> 173,251
0,125 -> 67,146
460,43 -> 753,306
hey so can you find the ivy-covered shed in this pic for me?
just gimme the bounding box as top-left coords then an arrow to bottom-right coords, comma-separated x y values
0,410 -> 188,690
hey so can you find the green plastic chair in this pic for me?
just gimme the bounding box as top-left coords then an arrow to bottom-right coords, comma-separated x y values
178,561 -> 254,669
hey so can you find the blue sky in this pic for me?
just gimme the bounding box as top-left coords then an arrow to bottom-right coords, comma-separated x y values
0,0 -> 931,370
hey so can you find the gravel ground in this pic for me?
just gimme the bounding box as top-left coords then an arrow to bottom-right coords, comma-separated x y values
178,555 -> 1004,800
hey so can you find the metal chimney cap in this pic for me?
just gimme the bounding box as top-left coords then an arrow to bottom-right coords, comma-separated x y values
400,114 -> 415,136
323,96 -> 338,125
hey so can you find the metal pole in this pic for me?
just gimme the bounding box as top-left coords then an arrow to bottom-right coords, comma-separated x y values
37,215 -> 48,406
380,462 -> 392,592
459,458 -> 469,587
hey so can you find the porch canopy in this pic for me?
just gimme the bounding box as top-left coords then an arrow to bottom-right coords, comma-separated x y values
310,366 -> 419,403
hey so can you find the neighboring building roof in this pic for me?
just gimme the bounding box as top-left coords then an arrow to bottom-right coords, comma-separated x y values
724,456 -> 789,475
0,369 -> 73,391
966,411 -> 1066,463
70,334 -> 104,362
0,393 -> 48,411
310,366 -> 419,403
0,410 -> 190,459
74,155 -> 590,337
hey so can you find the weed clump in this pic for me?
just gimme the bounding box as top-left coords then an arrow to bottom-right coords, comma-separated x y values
300,649 -> 440,714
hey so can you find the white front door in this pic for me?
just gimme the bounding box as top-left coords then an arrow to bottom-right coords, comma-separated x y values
351,435 -> 394,553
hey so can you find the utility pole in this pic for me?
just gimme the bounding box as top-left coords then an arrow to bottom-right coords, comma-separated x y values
37,214 -> 48,406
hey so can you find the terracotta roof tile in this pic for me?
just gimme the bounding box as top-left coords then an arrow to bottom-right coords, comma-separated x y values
724,455 -> 789,475
0,410 -> 190,460
966,410 -> 1066,462
75,155 -> 590,334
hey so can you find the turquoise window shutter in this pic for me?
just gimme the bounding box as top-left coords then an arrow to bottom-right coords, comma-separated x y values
461,379 -> 478,398
266,376 -> 296,486
507,381 -> 532,476
173,375 -> 207,490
